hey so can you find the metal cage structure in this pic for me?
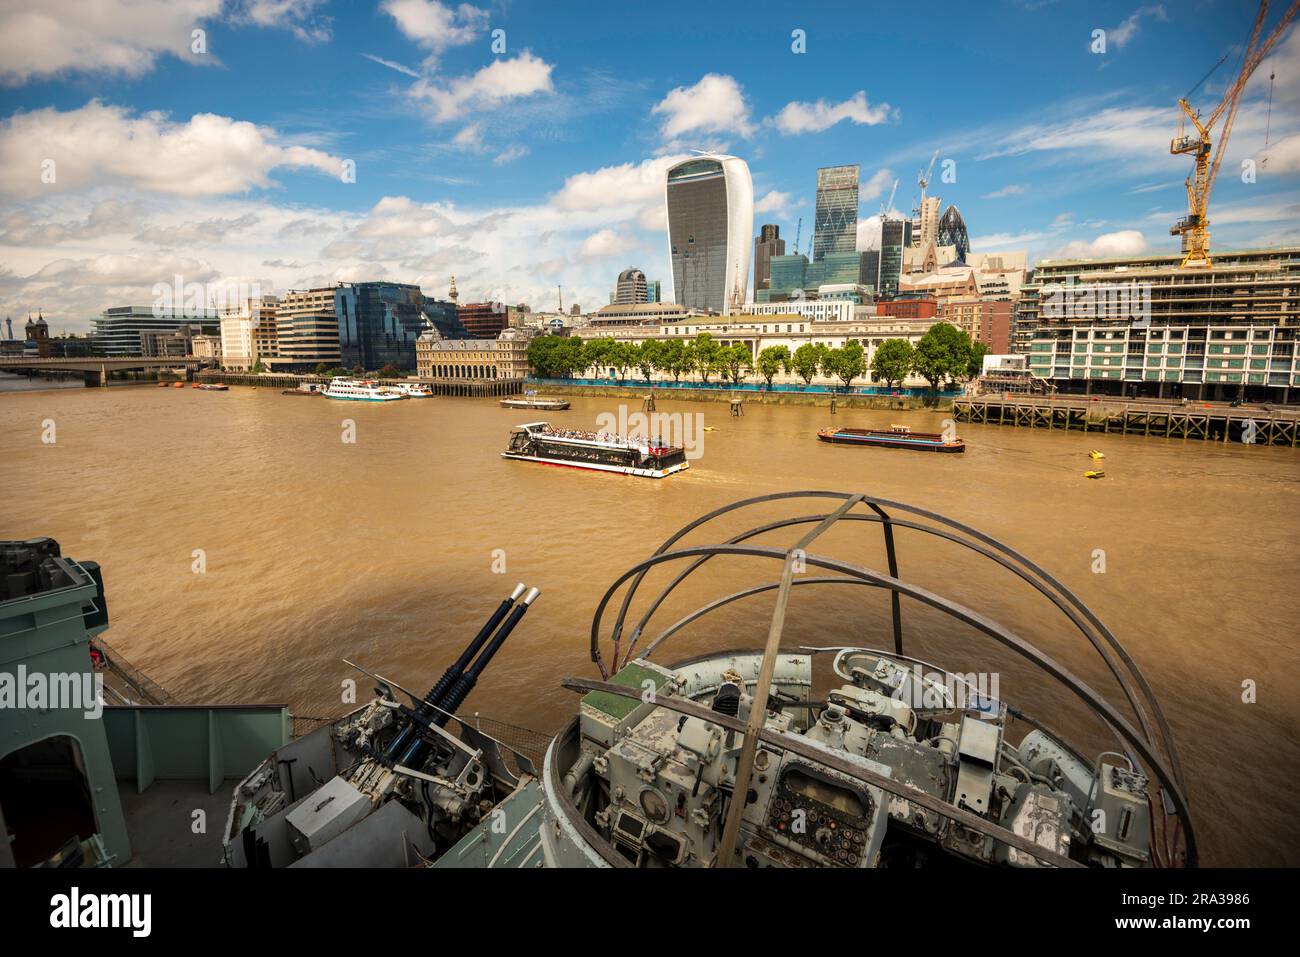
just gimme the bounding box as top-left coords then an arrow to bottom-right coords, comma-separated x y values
578,490 -> 1195,867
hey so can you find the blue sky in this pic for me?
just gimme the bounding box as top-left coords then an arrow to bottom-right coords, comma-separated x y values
0,0 -> 1297,333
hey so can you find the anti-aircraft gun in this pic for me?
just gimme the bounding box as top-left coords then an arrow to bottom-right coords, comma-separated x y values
224,584 -> 544,868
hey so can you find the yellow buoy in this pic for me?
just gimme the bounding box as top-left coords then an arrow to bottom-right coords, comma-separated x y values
1084,469 -> 1105,479
1088,450 -> 1105,460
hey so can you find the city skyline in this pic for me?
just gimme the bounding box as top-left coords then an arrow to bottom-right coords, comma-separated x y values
1,0 -> 1299,333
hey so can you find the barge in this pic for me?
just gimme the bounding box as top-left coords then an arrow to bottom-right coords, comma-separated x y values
502,421 -> 688,478
818,425 -> 964,453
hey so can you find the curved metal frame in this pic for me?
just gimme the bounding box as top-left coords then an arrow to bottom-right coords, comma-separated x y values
585,490 -> 1196,867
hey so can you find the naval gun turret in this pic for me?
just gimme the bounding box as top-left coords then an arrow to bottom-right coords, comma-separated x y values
437,491 -> 1195,870
224,584 -> 545,868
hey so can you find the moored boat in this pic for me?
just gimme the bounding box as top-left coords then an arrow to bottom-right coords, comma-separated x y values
818,424 -> 964,453
321,377 -> 407,401
500,396 -> 570,410
392,382 -> 434,398
502,421 -> 688,478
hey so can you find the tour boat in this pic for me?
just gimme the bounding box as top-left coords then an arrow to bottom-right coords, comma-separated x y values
392,382 -> 434,398
502,421 -> 689,478
321,377 -> 407,402
817,424 -> 965,453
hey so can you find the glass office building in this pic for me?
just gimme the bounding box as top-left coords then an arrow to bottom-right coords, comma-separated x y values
813,165 -> 860,262
878,218 -> 913,299
665,153 -> 753,313
938,204 -> 971,262
92,306 -> 219,356
336,282 -> 435,371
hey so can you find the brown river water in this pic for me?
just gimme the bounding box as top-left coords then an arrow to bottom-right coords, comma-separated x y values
3,382 -> 1298,865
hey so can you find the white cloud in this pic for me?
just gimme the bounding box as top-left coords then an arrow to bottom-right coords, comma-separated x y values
410,53 -> 555,122
552,154 -> 690,212
983,184 -> 1026,199
857,215 -> 882,252
0,150 -> 696,331
768,91 -> 893,135
980,105 -> 1172,162
0,101 -> 346,198
452,124 -> 482,150
579,228 -> 635,259
1258,132 -> 1300,174
1044,229 -> 1149,259
493,145 -> 528,166
134,214 -> 262,245
860,169 -> 893,203
31,253 -> 219,286
754,190 -> 792,215
0,0 -> 221,85
380,0 -> 488,67
235,0 -> 332,42
652,74 -> 754,141
1105,5 -> 1168,52
972,230 -> 1046,250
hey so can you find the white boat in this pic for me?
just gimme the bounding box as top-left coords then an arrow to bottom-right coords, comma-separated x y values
321,377 -> 407,402
502,421 -> 689,479
392,382 -> 434,398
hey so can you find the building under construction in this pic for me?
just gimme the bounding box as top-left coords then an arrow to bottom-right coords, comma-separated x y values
1015,245 -> 1300,402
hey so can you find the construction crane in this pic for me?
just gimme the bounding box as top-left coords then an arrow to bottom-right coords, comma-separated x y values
880,178 -> 899,218
793,216 -> 802,256
1170,0 -> 1300,267
911,150 -> 940,245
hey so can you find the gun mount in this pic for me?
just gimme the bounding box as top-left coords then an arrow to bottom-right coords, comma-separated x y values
224,584 -> 544,868
457,491 -> 1193,870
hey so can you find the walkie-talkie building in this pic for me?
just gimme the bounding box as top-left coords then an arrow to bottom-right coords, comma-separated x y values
813,164 -> 860,261
665,153 -> 753,314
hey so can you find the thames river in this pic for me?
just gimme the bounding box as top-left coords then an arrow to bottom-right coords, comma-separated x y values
3,380 -> 1299,865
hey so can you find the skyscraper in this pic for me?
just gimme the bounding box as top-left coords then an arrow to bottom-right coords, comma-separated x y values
752,223 -> 785,300
912,196 -> 941,250
937,204 -> 971,262
878,217 -> 912,299
665,153 -> 753,314
614,267 -> 648,305
335,282 -> 434,371
813,165 -> 859,261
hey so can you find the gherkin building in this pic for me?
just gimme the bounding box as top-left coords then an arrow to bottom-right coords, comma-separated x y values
937,204 -> 970,262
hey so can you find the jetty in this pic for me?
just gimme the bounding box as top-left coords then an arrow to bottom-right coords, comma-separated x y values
953,394 -> 1300,446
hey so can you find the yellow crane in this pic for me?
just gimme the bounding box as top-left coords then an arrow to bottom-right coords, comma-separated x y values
1170,0 -> 1299,267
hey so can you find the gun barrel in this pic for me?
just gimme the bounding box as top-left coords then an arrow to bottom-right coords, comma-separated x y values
383,583 -> 526,763
433,587 -> 541,726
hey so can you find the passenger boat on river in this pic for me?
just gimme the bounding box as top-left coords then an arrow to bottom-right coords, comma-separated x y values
818,424 -> 964,453
502,421 -> 688,478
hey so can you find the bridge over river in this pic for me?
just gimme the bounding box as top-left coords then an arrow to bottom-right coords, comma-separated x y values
0,355 -> 202,386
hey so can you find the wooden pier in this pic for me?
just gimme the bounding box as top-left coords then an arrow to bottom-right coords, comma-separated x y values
952,394 -> 1300,447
